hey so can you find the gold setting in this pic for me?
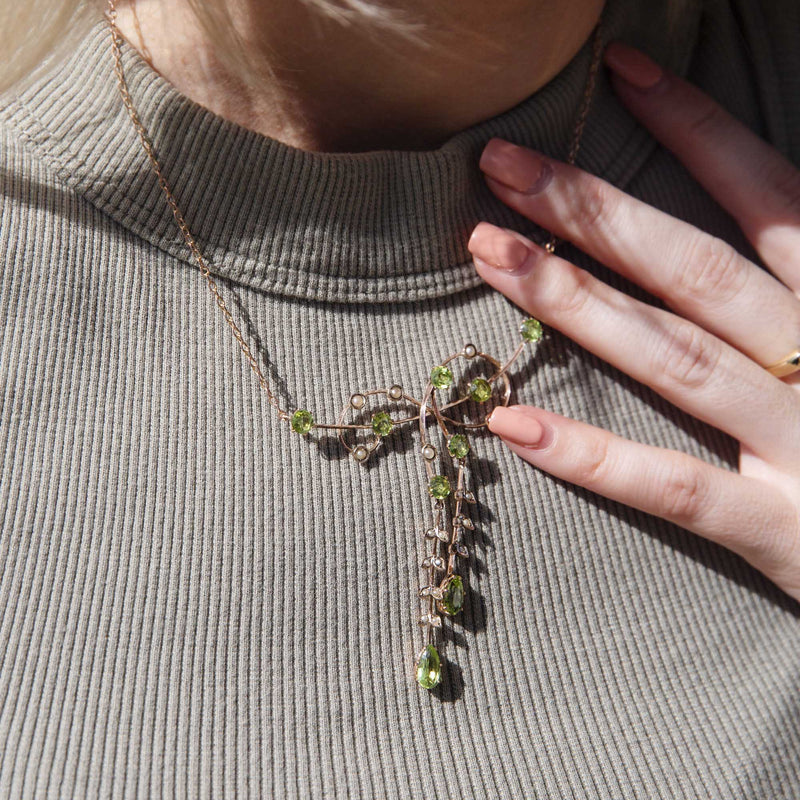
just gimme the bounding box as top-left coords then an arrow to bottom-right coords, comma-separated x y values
106,0 -> 604,690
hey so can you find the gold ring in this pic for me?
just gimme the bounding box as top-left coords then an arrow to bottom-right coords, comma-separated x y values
766,348 -> 800,378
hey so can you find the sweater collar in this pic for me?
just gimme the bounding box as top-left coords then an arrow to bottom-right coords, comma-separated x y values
5,1 -> 700,304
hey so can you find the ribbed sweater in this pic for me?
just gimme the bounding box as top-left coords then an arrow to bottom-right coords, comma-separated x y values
1,0 -> 799,797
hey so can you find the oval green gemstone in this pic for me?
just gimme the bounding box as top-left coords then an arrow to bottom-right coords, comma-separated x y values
447,434 -> 470,459
468,377 -> 492,403
290,409 -> 314,434
416,644 -> 441,689
430,365 -> 453,390
371,411 -> 394,437
439,575 -> 465,616
428,475 -> 451,500
520,317 -> 543,343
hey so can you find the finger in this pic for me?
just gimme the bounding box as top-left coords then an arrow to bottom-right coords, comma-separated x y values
476,139 -> 800,370
467,222 -> 800,470
488,404 -> 800,602
604,41 -> 800,294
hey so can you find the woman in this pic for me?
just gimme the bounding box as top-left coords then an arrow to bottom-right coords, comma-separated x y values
0,0 -> 798,796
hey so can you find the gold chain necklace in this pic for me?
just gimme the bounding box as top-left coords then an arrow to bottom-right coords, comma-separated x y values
106,0 -> 604,691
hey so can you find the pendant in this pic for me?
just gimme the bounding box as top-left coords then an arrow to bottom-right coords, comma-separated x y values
289,317 -> 544,690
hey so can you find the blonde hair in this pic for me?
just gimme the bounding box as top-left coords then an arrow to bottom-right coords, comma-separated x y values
1,0 -> 94,92
0,0 -> 692,94
183,0 -> 431,87
0,0 -> 431,93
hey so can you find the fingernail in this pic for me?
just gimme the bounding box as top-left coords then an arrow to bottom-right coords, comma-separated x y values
604,42 -> 665,91
479,138 -> 554,195
487,405 -> 550,449
468,222 -> 538,275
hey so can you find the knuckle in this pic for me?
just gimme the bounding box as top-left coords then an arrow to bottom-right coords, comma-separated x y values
659,321 -> 721,390
686,102 -> 729,143
654,462 -> 708,523
571,178 -> 616,233
573,435 -> 612,488
550,263 -> 596,318
676,235 -> 746,305
750,504 -> 800,575
777,518 -> 800,581
766,163 -> 800,217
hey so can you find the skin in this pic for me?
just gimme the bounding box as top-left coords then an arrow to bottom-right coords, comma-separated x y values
115,4 -> 800,601
470,44 -> 800,602
113,0 -> 603,151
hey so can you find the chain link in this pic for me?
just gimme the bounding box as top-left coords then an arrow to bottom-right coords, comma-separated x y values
106,0 -> 603,419
107,0 -> 290,419
545,20 -> 604,254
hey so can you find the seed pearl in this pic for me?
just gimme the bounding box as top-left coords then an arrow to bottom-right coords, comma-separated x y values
421,444 -> 437,461
388,384 -> 403,400
353,445 -> 369,462
350,393 -> 366,410
463,343 -> 477,359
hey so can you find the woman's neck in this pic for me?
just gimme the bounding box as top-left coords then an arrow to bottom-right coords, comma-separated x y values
114,0 -> 605,153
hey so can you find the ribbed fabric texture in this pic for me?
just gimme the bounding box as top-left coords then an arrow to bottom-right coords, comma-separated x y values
1,0 -> 799,797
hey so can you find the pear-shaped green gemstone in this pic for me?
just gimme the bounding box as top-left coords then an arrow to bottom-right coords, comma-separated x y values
290,409 -> 314,434
430,365 -> 453,390
416,644 -> 441,689
439,575 -> 465,616
428,475 -> 451,499
468,378 -> 492,403
371,411 -> 393,437
447,434 -> 470,459
520,317 -> 543,343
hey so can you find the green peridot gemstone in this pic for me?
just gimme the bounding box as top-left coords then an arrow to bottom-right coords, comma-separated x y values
371,411 -> 393,437
290,409 -> 314,434
520,317 -> 543,343
447,434 -> 470,459
430,365 -> 453,390
468,377 -> 492,403
428,475 -> 451,500
438,575 -> 465,616
416,644 -> 441,689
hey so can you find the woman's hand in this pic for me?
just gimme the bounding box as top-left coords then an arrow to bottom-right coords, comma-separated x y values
467,42 -> 800,603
